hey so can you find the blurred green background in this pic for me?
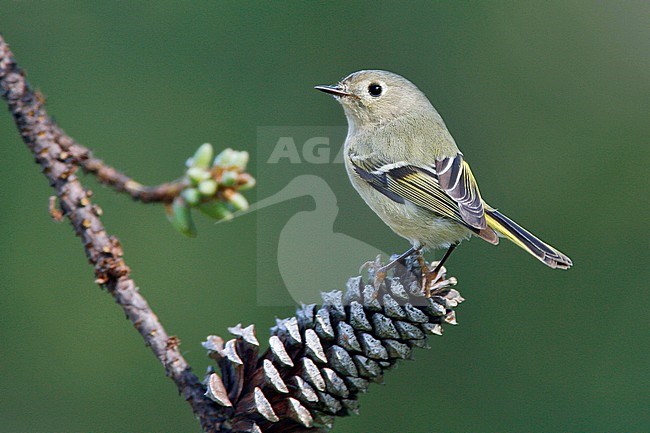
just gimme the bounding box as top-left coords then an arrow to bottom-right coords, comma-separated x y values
1,2 -> 648,432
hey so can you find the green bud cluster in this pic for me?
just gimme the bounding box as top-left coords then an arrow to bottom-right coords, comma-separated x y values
166,143 -> 255,237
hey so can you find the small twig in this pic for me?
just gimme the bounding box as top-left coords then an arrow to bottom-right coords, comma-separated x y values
79,151 -> 189,203
0,34 -> 226,433
50,129 -> 190,203
52,124 -> 254,210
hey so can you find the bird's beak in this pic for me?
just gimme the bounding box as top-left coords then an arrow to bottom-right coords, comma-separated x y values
314,84 -> 351,98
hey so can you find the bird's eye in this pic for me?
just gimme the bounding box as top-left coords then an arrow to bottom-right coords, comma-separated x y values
368,83 -> 382,97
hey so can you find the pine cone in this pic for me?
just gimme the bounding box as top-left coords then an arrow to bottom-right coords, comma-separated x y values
202,256 -> 463,432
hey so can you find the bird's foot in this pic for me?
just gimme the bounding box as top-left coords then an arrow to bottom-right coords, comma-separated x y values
376,259 -> 398,275
421,261 -> 454,298
376,248 -> 423,289
415,255 -> 436,296
416,254 -> 429,273
359,256 -> 387,289
422,272 -> 437,298
378,246 -> 420,274
374,270 -> 387,290
359,254 -> 383,274
420,259 -> 446,298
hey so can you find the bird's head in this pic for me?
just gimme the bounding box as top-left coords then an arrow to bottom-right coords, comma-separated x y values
315,70 -> 434,130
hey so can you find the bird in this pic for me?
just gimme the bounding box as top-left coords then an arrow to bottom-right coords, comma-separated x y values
315,70 -> 572,291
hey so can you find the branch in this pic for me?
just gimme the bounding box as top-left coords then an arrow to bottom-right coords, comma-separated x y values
16,98 -> 192,203
54,126 -> 255,238
79,151 -> 190,203
61,133 -> 254,206
52,120 -> 245,205
0,34 -> 227,433
56,137 -> 190,203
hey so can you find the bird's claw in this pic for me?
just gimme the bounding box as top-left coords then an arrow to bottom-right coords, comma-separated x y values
421,261 -> 449,297
359,260 -> 377,274
374,269 -> 387,289
358,255 -> 387,289
359,255 -> 383,273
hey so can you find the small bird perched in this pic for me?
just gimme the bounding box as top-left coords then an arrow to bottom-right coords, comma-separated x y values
315,70 -> 572,287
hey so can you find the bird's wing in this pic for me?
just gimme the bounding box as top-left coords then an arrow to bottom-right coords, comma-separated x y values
434,154 -> 487,230
349,152 -> 497,243
349,154 -> 468,227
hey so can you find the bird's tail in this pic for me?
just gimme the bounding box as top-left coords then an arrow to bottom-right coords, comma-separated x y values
485,209 -> 572,269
